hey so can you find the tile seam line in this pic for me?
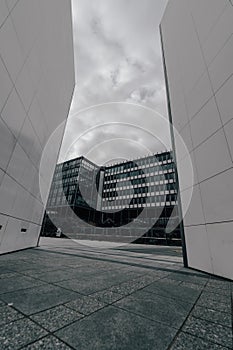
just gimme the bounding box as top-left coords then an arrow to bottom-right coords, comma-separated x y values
183,327 -> 232,349
134,287 -> 202,309
180,165 -> 233,191
191,308 -> 232,322
179,114 -> 233,153
51,300 -> 155,340
190,13 -> 233,164
0,211 -> 43,226
36,246 -> 181,265
0,64 -> 14,116
9,0 -> 62,128
0,275 -> 204,303
54,277 -> 166,303
0,280 -> 48,297
0,289 -> 85,320
39,254 -> 175,273
18,333 -> 76,350
52,273 -> 161,294
199,19 -> 233,71
193,303 -> 232,317
0,112 -> 42,175
0,152 -> 40,191
180,113 -> 233,152
167,286 -> 217,350
27,313 -> 86,347
35,248 -> 182,275
0,19 -> 39,116
106,302 -> 180,332
184,2 -> 231,96
39,254 -> 177,268
184,219 -> 233,227
179,123 -> 233,165
190,1 -> 229,51
0,15 -> 72,164
1,266 -> 148,298
179,29 -> 233,124
0,0 -> 20,31
9,303 -> 78,350
0,304 -> 56,348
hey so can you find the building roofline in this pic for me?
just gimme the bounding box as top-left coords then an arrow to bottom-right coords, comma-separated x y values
57,155 -> 97,168
56,149 -> 172,168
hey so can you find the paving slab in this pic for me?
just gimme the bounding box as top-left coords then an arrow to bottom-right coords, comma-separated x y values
0,238 -> 232,350
114,289 -> 193,329
182,316 -> 232,348
0,305 -> 24,325
65,294 -> 106,315
158,277 -> 182,285
168,271 -> 208,286
109,278 -> 154,295
0,275 -> 45,294
30,267 -> 91,283
142,280 -> 201,304
196,294 -> 231,314
198,290 -> 231,305
30,305 -> 84,332
179,281 -> 204,290
55,276 -> 118,295
204,285 -> 231,296
207,279 -> 231,290
89,290 -> 123,304
191,305 -> 232,328
0,284 -> 80,315
22,336 -> 73,349
0,318 -> 47,350
55,305 -> 177,350
0,272 -> 19,279
170,332 -> 229,350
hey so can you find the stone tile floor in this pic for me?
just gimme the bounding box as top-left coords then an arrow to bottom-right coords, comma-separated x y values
0,238 -> 232,349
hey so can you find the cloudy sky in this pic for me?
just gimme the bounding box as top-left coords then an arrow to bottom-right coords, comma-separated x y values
59,0 -> 170,165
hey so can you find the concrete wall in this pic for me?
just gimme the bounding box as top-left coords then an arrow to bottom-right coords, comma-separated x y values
0,0 -> 75,253
161,0 -> 233,279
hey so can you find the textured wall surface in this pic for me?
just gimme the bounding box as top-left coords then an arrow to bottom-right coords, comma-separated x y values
161,0 -> 233,279
0,0 -> 75,253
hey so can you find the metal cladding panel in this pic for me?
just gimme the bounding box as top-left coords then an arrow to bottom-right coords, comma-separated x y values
161,0 -> 233,279
0,0 -> 75,253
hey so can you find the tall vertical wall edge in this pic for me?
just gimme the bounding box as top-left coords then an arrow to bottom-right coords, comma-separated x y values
159,24 -> 188,268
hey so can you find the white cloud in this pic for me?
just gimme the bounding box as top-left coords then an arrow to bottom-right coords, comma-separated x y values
59,0 -> 170,164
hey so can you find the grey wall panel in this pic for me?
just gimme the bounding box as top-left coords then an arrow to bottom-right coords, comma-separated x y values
0,0 -> 75,253
161,0 -> 233,279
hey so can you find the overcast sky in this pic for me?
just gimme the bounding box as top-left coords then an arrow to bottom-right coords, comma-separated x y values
59,0 -> 170,165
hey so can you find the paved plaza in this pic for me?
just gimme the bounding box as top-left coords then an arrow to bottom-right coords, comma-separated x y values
0,238 -> 232,349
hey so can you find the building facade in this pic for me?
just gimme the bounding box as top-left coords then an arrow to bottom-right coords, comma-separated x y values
161,0 -> 233,279
0,0 -> 75,253
44,151 -> 181,245
47,156 -> 99,215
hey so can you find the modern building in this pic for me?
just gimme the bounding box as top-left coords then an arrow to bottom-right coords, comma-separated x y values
44,151 -> 181,245
0,1 -> 75,253
160,0 -> 233,279
46,156 -> 99,218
